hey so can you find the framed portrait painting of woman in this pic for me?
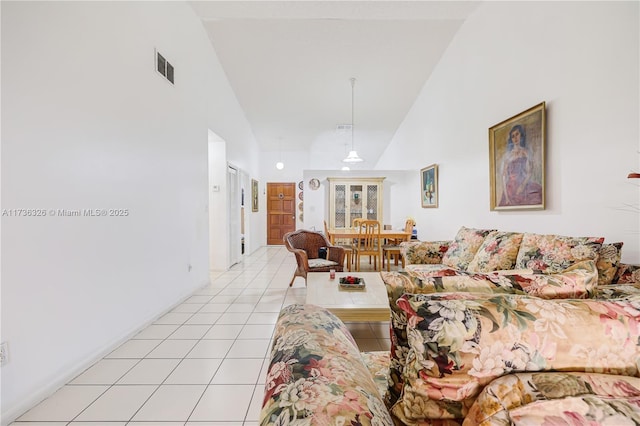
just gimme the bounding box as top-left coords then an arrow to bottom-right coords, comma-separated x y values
489,102 -> 546,211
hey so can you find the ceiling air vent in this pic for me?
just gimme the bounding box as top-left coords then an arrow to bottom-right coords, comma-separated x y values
155,49 -> 174,85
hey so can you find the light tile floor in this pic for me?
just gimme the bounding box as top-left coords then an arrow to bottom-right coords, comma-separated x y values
12,246 -> 391,425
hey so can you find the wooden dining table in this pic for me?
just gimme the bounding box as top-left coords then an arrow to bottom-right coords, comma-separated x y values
326,228 -> 411,245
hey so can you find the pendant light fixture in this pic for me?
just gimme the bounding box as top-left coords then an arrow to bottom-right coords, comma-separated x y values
275,138 -> 284,170
343,78 -> 363,163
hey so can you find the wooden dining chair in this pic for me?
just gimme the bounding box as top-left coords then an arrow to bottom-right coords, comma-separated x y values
354,220 -> 382,271
324,220 -> 353,272
348,217 -> 365,267
382,218 -> 415,271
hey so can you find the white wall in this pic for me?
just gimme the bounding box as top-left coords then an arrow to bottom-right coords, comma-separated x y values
377,1 -> 640,262
1,1 -> 259,420
208,132 -> 228,270
260,150 -> 309,183
199,21 -> 263,257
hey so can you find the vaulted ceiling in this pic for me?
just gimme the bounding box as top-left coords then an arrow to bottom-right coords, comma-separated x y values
189,1 -> 481,168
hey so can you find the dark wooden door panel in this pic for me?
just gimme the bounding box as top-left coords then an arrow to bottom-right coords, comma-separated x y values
267,182 -> 296,245
269,215 -> 282,226
269,200 -> 282,211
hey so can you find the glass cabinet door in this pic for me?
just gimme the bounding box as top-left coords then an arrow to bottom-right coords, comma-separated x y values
349,184 -> 363,226
366,184 -> 378,220
334,184 -> 346,228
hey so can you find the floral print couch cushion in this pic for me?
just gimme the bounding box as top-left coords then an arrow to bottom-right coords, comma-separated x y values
615,262 -> 640,284
386,260 -> 598,301
466,231 -> 523,273
596,242 -> 624,285
481,259 -> 599,298
441,227 -> 495,271
404,263 -> 459,278
514,233 -> 604,273
383,273 -> 506,410
596,282 -> 640,299
361,351 -> 391,404
390,292 -> 640,423
404,258 -> 599,300
363,270 -> 522,412
260,304 -> 393,425
384,291 -> 509,422
464,372 -> 640,425
401,240 -> 451,265
384,272 -> 449,408
381,264 -> 599,411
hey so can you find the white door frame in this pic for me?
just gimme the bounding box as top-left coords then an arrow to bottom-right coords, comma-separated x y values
227,164 -> 242,267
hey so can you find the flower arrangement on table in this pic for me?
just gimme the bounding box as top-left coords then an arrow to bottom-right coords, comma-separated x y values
339,275 -> 365,289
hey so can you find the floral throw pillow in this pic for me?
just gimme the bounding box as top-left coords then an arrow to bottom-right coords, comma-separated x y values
467,231 -> 523,273
466,372 -> 640,425
514,233 -> 604,273
381,271 -> 438,408
596,242 -> 623,285
615,264 -> 640,284
441,226 -> 495,271
401,240 -> 451,265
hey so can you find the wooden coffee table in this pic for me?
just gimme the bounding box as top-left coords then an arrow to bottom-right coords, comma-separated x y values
305,272 -> 390,322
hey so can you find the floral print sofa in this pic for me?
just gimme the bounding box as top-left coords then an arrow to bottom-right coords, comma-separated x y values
398,226 -> 640,299
260,287 -> 640,425
260,227 -> 640,425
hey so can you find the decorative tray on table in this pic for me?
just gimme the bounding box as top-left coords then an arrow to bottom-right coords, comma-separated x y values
339,276 -> 366,290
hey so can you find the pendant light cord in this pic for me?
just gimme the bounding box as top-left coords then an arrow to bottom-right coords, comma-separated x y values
351,77 -> 356,151
343,77 -> 363,163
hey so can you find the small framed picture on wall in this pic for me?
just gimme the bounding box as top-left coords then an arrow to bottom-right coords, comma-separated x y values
421,164 -> 438,208
251,179 -> 259,212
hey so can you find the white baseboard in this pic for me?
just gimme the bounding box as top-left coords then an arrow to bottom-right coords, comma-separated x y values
1,283 -> 209,425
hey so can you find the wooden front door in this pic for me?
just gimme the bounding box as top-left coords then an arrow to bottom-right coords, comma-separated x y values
267,182 -> 296,245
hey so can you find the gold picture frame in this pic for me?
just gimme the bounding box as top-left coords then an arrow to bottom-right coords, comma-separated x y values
420,164 -> 438,208
251,179 -> 259,212
489,102 -> 546,211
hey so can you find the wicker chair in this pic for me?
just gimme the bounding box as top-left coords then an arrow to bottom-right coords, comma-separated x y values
283,229 -> 345,286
